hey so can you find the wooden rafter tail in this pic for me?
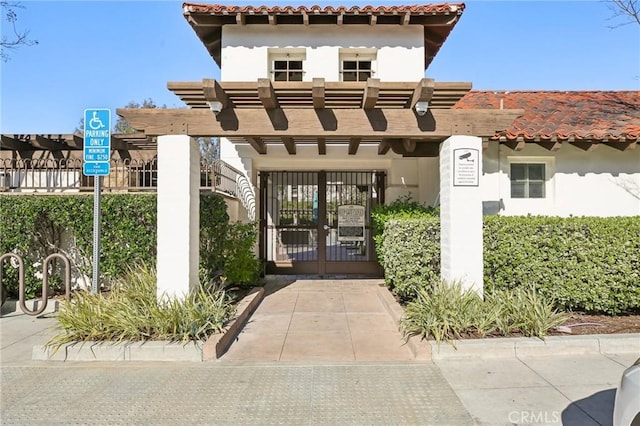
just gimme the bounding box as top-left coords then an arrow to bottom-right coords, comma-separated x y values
402,138 -> 416,153
258,78 -> 279,110
571,140 -> 599,152
312,78 -> 325,109
378,139 -> 391,155
33,135 -> 68,151
410,78 -> 435,109
362,78 -> 380,109
603,140 -> 636,151
1,135 -> 32,151
348,137 -> 361,155
202,78 -> 231,109
536,140 -> 562,151
317,137 -> 326,155
246,137 -> 267,155
503,139 -> 525,151
281,137 -> 296,155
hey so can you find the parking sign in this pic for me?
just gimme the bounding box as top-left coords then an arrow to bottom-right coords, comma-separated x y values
83,108 -> 111,176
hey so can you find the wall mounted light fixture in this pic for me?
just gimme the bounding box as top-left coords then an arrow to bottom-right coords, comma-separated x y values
208,101 -> 223,114
414,101 -> 429,116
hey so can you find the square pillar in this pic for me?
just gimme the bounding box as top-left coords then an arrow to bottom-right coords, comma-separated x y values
439,135 -> 484,296
157,135 -> 200,301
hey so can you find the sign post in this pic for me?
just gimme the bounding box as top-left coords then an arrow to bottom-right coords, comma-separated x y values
83,108 -> 111,294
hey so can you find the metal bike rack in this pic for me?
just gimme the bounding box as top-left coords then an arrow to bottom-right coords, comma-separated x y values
1,253 -> 71,316
0,253 -> 24,310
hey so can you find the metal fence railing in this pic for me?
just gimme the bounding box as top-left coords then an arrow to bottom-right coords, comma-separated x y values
0,158 -> 245,197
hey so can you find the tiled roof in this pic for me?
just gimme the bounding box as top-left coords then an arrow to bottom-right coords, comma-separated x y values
182,3 -> 465,14
455,91 -> 640,141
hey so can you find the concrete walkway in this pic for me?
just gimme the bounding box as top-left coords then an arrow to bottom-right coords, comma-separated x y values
2,278 -> 639,425
222,278 -> 414,362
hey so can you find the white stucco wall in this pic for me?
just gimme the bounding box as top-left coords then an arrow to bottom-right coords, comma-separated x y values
221,25 -> 425,82
481,143 -> 640,217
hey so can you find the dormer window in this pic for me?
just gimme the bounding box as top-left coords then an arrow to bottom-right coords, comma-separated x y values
269,49 -> 305,82
340,49 -> 377,82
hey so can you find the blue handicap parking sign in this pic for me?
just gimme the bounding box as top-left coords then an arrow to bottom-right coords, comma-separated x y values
83,108 -> 111,176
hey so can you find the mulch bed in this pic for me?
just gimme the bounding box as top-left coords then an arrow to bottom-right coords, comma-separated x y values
552,312 -> 640,335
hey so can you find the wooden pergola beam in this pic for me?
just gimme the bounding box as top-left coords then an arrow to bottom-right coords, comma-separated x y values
317,137 -> 326,155
312,78 -> 325,109
362,78 -> 380,109
409,78 -> 435,109
70,134 -> 84,149
116,108 -> 524,139
348,137 -> 360,155
33,135 -> 70,151
202,78 -> 231,109
1,135 -> 33,151
282,137 -> 296,154
246,137 -> 267,154
378,139 -> 391,155
258,78 -> 279,110
402,138 -> 416,153
110,139 -> 134,151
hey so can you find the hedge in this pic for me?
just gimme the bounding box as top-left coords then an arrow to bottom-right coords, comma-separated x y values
378,218 -> 439,301
484,216 -> 640,315
0,193 -> 259,298
377,215 -> 640,314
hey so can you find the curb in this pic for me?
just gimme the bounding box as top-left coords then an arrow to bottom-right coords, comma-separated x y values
376,285 -> 432,361
374,284 -> 640,361
32,286 -> 265,362
428,333 -> 640,360
202,286 -> 265,360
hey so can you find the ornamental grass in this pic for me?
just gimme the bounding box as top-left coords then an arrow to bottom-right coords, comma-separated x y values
46,265 -> 235,350
401,281 -> 568,348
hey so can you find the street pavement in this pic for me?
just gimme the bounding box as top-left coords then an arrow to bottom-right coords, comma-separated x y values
1,279 -> 639,425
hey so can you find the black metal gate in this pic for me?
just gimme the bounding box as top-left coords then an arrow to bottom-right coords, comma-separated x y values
260,171 -> 385,276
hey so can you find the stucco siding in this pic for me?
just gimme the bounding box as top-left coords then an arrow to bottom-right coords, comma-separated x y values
221,25 -> 424,82
481,143 -> 640,217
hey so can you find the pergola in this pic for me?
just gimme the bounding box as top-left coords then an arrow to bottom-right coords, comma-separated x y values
0,133 -> 156,160
117,78 -> 522,155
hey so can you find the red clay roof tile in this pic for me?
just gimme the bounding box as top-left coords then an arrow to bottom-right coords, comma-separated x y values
182,3 -> 465,15
455,91 -> 640,141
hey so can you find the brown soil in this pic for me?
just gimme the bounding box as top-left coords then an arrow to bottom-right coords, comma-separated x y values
550,312 -> 640,336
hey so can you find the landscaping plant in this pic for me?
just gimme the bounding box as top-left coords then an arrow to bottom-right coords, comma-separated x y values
46,265 -> 235,349
401,280 -> 568,347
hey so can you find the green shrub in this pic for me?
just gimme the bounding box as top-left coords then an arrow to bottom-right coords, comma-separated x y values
484,216 -> 640,315
371,195 -> 437,254
47,265 -> 235,348
0,194 -> 158,297
401,281 -> 568,347
0,192 -> 249,298
199,193 -> 230,283
379,218 -> 440,301
376,212 -> 639,314
222,221 -> 260,287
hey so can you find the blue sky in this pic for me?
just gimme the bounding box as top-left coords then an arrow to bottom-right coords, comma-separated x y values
1,1 -> 639,134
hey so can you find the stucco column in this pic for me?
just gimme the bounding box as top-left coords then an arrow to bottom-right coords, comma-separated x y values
439,135 -> 484,296
157,135 -> 200,301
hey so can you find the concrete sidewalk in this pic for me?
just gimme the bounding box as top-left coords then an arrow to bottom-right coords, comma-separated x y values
222,278 -> 415,361
2,279 -> 639,425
